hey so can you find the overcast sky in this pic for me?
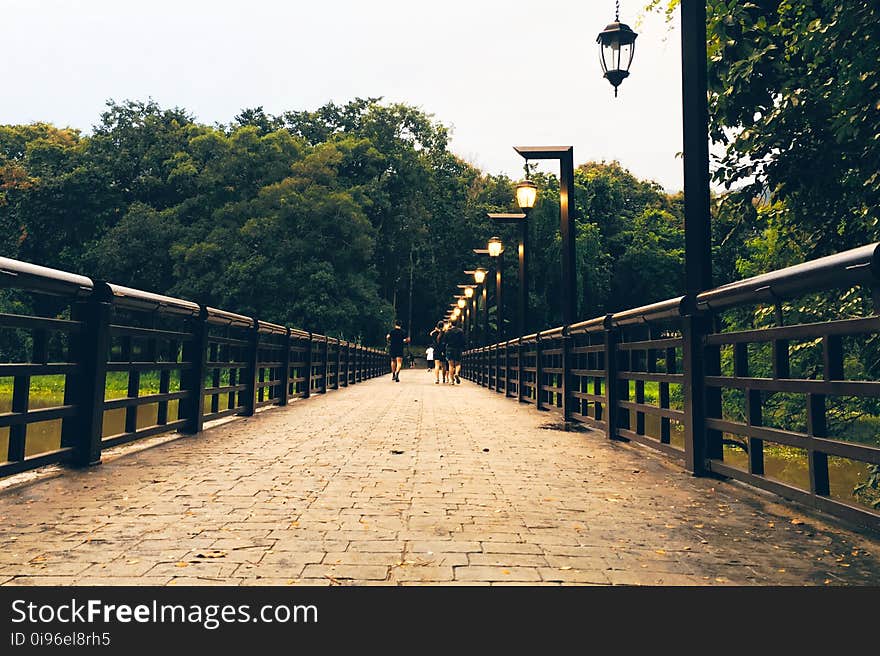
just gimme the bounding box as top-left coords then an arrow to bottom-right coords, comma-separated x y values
2,0 -> 688,190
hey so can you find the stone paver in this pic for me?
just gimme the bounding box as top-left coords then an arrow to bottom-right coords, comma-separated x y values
1,370 -> 879,585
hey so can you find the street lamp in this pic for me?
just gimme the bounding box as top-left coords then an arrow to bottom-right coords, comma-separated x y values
489,212 -> 529,338
458,284 -> 476,341
593,1 -> 710,472
487,236 -> 504,258
515,180 -> 538,211
514,146 -> 577,327
471,256 -> 492,346
597,3 -> 638,97
457,297 -> 466,309
487,238 -> 504,343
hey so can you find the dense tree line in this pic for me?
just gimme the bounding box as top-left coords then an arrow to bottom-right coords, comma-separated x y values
0,99 -> 686,344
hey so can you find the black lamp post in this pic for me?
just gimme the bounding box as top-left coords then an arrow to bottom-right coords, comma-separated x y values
487,237 -> 504,343
594,2 -> 708,291
458,284 -> 475,343
592,0 -> 711,473
514,146 -> 577,327
488,212 -> 529,338
470,261 -> 490,345
680,0 -> 711,298
456,296 -> 467,327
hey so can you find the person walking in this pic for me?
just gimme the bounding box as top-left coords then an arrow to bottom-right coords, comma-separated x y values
429,321 -> 447,384
386,320 -> 409,382
425,344 -> 435,371
444,322 -> 466,384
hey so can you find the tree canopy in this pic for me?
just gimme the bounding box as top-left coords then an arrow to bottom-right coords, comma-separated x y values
0,99 -> 688,343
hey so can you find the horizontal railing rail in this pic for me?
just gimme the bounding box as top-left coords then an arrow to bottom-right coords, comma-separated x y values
463,243 -> 880,530
0,257 -> 388,479
695,243 -> 880,311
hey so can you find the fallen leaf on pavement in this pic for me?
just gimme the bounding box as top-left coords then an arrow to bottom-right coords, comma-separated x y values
195,550 -> 227,559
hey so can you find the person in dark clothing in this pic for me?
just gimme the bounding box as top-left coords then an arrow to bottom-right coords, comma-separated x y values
386,320 -> 410,382
429,321 -> 447,384
444,323 -> 466,384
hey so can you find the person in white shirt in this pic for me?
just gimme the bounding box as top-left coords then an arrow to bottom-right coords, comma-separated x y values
425,346 -> 435,371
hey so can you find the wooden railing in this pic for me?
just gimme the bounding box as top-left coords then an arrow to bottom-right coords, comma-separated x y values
463,244 -> 880,530
0,258 -> 388,477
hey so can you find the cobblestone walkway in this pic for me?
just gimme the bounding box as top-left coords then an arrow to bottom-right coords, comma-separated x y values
2,370 -> 879,586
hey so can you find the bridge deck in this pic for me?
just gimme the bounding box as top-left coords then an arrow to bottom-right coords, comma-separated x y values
1,371 -> 879,586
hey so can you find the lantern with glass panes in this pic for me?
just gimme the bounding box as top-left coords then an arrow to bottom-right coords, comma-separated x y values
597,2 -> 638,97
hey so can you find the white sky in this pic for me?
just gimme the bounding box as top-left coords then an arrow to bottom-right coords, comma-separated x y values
2,0 -> 687,190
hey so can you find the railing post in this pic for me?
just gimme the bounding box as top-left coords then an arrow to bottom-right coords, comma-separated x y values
333,339 -> 341,390
682,312 -> 710,475
180,307 -> 208,433
517,338 -> 525,403
535,332 -> 543,410
561,328 -> 573,422
62,290 -> 112,467
484,347 -> 490,388
303,333 -> 314,398
352,345 -> 357,383
487,346 -> 492,388
495,343 -> 501,393
343,342 -> 350,387
278,327 -> 291,406
321,336 -> 329,393
504,341 -> 512,397
604,321 -> 618,440
354,345 -> 360,383
240,319 -> 260,417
